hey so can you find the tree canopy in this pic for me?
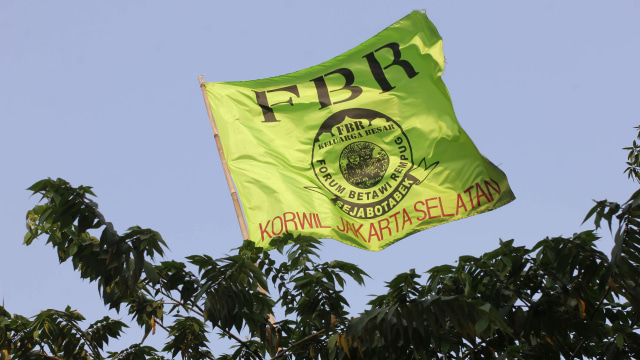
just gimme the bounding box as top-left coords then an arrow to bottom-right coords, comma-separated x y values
2,129 -> 640,359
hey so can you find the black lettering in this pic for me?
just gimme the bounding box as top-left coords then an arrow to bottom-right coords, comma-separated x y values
377,182 -> 391,195
254,85 -> 300,122
363,42 -> 419,93
335,121 -> 365,135
310,68 -> 362,109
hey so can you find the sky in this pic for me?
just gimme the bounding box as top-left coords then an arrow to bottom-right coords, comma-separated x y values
1,0 -> 639,355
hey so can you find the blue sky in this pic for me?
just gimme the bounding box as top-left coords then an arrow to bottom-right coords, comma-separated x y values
1,0 -> 639,354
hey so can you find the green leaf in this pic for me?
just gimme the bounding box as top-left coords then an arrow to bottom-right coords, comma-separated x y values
475,317 -> 490,335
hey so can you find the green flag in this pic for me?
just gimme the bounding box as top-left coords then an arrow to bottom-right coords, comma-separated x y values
204,10 -> 514,251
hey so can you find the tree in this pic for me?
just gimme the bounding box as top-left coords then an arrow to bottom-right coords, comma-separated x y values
2,128 -> 640,359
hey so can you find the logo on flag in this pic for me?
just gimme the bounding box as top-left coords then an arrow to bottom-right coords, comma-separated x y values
310,108 -> 437,220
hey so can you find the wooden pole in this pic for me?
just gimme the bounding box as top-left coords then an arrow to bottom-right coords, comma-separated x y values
199,75 -> 250,240
199,76 -> 277,328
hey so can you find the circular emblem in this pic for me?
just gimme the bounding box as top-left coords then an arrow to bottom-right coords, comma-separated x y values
311,108 -> 414,219
339,141 -> 389,189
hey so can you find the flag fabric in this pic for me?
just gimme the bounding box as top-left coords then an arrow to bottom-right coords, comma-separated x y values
204,10 -> 515,251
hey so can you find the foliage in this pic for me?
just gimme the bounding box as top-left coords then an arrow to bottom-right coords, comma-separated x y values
2,130 -> 640,359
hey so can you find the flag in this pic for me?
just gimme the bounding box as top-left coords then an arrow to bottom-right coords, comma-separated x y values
203,10 -> 515,251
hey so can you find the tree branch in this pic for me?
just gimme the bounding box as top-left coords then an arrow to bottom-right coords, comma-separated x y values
269,329 -> 326,360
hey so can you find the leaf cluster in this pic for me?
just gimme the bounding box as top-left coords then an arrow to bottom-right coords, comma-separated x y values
340,230 -> 640,359
0,305 -> 126,360
4,127 -> 640,359
10,179 -> 371,360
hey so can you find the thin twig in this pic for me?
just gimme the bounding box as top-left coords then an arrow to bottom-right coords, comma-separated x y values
269,329 -> 326,360
154,285 -> 262,359
568,283 -> 613,359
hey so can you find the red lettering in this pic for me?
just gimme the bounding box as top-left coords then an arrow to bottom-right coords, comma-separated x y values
485,179 -> 501,200
414,200 -> 427,221
271,216 -> 284,236
475,183 -> 491,206
314,213 -> 332,228
296,212 -> 314,229
345,221 -> 354,235
438,197 -> 454,217
425,197 -> 440,219
464,186 -> 475,209
456,193 -> 468,215
352,223 -> 366,242
402,208 -> 413,229
389,211 -> 401,232
367,223 -> 380,242
378,218 -> 391,241
283,212 -> 297,231
259,220 -> 272,242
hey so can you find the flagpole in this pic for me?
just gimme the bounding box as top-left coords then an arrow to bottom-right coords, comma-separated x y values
199,75 -> 250,240
199,76 -> 277,328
